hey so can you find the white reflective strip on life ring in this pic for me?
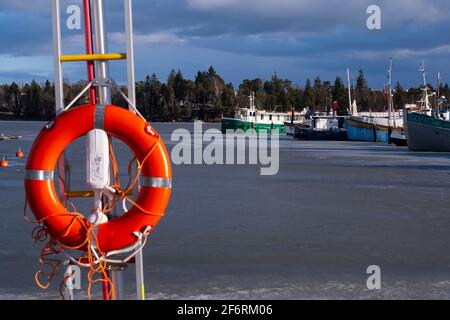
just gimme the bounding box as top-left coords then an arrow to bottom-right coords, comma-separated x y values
25,170 -> 54,181
141,177 -> 172,189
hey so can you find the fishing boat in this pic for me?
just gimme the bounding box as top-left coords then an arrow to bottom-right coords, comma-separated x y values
284,122 -> 296,136
345,61 -> 404,143
293,112 -> 347,141
0,133 -> 20,141
284,107 -> 311,136
294,126 -> 347,141
222,93 -> 303,134
405,111 -> 450,151
404,65 -> 450,151
404,64 -> 450,151
346,110 -> 405,142
346,116 -> 388,142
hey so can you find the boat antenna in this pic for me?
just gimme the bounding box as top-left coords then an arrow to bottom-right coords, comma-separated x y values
419,62 -> 427,87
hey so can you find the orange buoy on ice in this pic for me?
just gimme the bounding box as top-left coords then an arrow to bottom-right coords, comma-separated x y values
0,156 -> 8,168
25,104 -> 173,253
16,148 -> 25,158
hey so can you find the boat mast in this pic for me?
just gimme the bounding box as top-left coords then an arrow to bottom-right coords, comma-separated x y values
437,72 -> 442,113
252,92 -> 257,124
347,68 -> 352,115
419,62 -> 431,110
387,57 -> 396,127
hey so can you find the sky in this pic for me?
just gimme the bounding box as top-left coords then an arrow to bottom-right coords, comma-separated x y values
0,0 -> 449,88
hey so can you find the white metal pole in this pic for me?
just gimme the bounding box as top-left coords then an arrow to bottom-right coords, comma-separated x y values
125,0 -> 136,112
125,0 -> 146,301
52,0 -> 68,204
53,0 -> 72,300
52,0 -> 64,115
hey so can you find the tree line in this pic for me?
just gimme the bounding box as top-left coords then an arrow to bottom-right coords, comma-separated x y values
1,66 -> 449,121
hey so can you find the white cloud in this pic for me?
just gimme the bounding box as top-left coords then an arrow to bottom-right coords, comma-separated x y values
0,55 -> 52,74
186,0 -> 357,18
110,32 -> 186,46
347,44 -> 450,60
186,0 -> 450,25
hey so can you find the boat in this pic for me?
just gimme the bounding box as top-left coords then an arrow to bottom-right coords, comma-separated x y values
0,133 -> 20,141
405,111 -> 450,151
294,127 -> 348,141
345,61 -> 404,143
284,122 -> 296,136
345,116 -> 387,142
293,112 -> 348,141
404,64 -> 450,152
284,108 -> 311,136
222,93 -> 303,134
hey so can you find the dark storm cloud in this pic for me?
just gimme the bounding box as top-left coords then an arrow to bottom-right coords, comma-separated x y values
0,0 -> 449,87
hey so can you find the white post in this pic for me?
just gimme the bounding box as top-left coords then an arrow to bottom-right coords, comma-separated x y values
125,0 -> 136,112
125,0 -> 146,301
53,0 -> 72,300
52,0 -> 68,204
52,0 -> 64,114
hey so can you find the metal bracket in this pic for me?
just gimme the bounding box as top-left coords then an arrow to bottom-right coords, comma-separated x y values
94,104 -> 106,129
92,78 -> 114,88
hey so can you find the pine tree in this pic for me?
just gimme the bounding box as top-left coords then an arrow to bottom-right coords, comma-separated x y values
24,80 -> 41,119
7,82 -> 22,117
355,70 -> 369,110
221,83 -> 236,117
332,76 -> 347,115
393,82 -> 406,109
313,76 -> 323,111
303,79 -> 314,109
41,80 -> 55,119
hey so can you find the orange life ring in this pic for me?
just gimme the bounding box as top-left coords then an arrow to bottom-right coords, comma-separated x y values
25,104 -> 172,253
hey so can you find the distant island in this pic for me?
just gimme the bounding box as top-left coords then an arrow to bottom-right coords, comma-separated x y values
1,66 -> 449,122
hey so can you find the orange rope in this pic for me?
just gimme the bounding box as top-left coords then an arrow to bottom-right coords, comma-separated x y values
103,137 -> 163,217
25,200 -> 115,299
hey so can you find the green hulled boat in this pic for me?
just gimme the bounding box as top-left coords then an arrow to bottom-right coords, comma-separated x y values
404,64 -> 450,151
221,117 -> 286,134
221,94 -> 299,134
